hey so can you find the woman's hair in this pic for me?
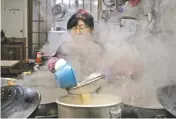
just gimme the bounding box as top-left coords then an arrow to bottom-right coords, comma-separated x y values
67,9 -> 94,30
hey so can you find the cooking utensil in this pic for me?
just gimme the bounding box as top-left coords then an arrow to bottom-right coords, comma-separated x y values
52,4 -> 66,18
156,84 -> 176,117
56,94 -> 122,118
122,104 -> 174,118
1,85 -> 41,118
67,75 -> 106,95
54,63 -> 77,89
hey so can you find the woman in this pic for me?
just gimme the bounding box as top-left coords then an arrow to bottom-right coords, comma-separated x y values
47,9 -> 98,74
67,9 -> 94,34
47,9 -> 143,83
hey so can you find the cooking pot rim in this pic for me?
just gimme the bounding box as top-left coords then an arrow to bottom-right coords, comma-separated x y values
56,94 -> 122,108
26,90 -> 41,117
122,103 -> 164,109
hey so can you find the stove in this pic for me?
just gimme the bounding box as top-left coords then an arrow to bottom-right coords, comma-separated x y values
1,86 -> 175,118
33,103 -> 175,118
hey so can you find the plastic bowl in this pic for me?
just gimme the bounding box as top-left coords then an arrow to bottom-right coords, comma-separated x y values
54,63 -> 77,89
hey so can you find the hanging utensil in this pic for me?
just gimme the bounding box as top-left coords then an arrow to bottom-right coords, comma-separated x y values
52,4 -> 66,19
156,84 -> 176,117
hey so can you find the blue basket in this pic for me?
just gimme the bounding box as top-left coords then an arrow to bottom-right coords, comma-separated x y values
54,63 -> 77,89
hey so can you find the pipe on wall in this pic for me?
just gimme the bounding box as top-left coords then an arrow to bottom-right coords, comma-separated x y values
97,0 -> 102,21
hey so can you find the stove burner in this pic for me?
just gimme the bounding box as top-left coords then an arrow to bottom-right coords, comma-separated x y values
1,85 -> 41,118
122,104 -> 175,118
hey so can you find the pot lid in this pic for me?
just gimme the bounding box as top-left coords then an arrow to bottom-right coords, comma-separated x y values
1,85 -> 41,118
156,84 -> 176,117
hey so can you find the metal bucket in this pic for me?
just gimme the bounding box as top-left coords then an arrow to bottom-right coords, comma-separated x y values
56,94 -> 122,118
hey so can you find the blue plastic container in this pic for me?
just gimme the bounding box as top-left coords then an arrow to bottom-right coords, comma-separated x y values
54,63 -> 77,89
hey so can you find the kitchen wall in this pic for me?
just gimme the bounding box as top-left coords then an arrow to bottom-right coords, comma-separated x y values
1,0 -> 28,38
0,0 -> 1,30
1,0 -> 28,57
30,0 -> 101,57
1,0 -> 122,58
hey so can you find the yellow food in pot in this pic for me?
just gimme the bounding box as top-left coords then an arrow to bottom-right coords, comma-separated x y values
80,93 -> 92,105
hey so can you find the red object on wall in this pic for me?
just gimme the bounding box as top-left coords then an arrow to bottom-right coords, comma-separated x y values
130,0 -> 141,7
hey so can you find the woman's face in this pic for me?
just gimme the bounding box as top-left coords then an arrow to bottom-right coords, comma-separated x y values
72,20 -> 92,34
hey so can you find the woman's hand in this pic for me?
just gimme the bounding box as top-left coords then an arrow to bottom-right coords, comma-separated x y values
47,57 -> 59,73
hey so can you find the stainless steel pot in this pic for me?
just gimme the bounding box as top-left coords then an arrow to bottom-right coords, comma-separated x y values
1,85 -> 41,118
122,104 -> 174,118
56,94 -> 122,118
156,84 -> 176,117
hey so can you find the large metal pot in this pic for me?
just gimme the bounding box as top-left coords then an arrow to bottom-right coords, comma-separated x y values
56,94 -> 122,118
156,84 -> 176,117
122,104 -> 174,118
1,85 -> 41,118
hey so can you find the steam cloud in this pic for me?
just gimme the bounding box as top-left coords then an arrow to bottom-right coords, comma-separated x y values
19,0 -> 176,106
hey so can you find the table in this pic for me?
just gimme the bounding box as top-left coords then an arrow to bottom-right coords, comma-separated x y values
1,60 -> 20,68
1,60 -> 20,77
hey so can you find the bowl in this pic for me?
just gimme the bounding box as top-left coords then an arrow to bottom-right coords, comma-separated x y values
54,63 -> 77,89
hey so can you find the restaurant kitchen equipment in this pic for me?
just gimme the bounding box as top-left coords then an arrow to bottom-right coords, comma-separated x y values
56,94 -> 122,118
1,85 -> 41,118
156,84 -> 176,117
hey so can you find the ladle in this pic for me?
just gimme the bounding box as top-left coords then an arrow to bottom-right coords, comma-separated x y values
67,74 -> 106,95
